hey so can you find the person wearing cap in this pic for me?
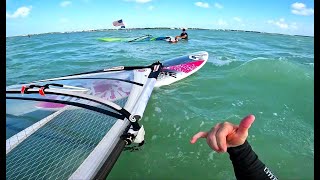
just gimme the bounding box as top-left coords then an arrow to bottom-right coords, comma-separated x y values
175,28 -> 188,41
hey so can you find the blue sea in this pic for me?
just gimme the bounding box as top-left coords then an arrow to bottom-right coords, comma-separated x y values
6,29 -> 314,179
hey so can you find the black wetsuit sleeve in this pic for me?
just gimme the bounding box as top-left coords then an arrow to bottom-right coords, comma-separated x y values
180,32 -> 188,36
227,140 -> 278,180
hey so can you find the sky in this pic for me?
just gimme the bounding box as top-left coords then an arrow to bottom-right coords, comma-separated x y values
6,0 -> 314,37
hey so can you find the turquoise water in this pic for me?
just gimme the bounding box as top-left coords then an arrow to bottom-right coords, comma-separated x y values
6,30 -> 314,179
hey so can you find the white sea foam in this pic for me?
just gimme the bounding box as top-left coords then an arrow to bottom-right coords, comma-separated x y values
200,121 -> 204,127
304,62 -> 314,66
155,107 -> 162,113
211,58 -> 232,66
151,135 -> 157,140
208,151 -> 215,161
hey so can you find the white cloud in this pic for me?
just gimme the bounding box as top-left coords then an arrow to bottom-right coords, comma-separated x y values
60,1 -> 72,7
6,6 -> 32,18
195,2 -> 210,8
267,18 -> 288,29
217,19 -> 228,26
125,0 -> 152,3
291,2 -> 313,16
289,22 -> 298,30
292,2 -> 305,9
136,0 -> 151,3
214,3 -> 223,9
59,18 -> 69,23
148,5 -> 154,10
233,17 -> 242,22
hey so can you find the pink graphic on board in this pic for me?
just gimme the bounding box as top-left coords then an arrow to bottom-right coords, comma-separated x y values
163,60 -> 204,73
36,95 -> 67,109
118,87 -> 130,96
37,102 -> 66,109
110,89 -> 116,99
93,81 -> 113,93
93,80 -> 131,101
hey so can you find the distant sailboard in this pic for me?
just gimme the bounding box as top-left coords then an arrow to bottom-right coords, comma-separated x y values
98,34 -> 170,42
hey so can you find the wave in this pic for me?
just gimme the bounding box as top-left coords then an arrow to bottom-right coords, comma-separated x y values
33,42 -> 94,51
227,58 -> 314,83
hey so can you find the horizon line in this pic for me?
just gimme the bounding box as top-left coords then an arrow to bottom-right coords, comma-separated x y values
6,27 -> 314,38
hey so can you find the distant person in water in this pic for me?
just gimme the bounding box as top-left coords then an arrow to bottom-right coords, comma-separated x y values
175,28 -> 188,41
191,114 -> 278,180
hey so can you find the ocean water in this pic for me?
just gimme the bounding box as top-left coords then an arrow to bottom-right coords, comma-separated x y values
6,29 -> 314,179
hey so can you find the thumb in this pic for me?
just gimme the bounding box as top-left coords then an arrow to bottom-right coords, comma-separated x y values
237,114 -> 255,135
190,131 -> 208,144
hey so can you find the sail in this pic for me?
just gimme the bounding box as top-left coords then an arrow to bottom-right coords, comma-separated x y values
98,35 -> 170,42
6,62 -> 162,179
